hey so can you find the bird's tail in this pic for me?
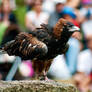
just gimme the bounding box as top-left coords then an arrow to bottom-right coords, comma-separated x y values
0,40 -> 15,54
0,40 -> 14,54
0,46 -> 6,54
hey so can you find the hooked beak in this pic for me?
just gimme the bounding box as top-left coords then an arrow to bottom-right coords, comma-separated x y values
69,26 -> 80,32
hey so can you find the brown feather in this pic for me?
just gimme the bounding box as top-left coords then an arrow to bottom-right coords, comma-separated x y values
14,32 -> 47,58
53,18 -> 67,39
32,59 -> 53,78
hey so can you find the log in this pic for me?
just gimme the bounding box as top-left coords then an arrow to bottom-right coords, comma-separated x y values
0,80 -> 78,92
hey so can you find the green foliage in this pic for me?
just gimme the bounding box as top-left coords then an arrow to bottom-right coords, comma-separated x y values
13,6 -> 26,28
16,0 -> 25,6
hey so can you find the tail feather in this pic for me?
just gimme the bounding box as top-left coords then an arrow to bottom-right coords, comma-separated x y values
0,40 -> 15,54
4,40 -> 15,47
0,46 -> 6,54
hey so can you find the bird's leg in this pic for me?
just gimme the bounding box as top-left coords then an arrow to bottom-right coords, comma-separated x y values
43,71 -> 48,80
43,71 -> 54,82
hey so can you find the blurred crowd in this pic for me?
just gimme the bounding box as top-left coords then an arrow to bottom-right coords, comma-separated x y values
0,0 -> 92,92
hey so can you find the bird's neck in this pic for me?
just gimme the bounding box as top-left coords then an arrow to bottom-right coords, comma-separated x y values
58,31 -> 72,45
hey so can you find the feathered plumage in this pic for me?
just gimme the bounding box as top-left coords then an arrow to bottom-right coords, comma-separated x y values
0,18 -> 80,80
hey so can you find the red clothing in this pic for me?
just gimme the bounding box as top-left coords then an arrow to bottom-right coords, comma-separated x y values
72,19 -> 80,28
90,72 -> 92,80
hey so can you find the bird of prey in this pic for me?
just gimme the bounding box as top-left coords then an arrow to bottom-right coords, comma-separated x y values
0,18 -> 80,80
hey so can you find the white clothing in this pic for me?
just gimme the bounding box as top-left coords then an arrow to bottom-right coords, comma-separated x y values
42,0 -> 66,14
42,0 -> 55,14
82,20 -> 92,36
26,11 -> 49,27
48,55 -> 71,80
0,54 -> 15,63
80,8 -> 88,17
77,49 -> 92,75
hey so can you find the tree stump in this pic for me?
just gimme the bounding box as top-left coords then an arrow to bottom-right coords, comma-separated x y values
0,80 -> 78,92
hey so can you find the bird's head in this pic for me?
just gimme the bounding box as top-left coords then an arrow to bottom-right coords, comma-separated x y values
53,18 -> 80,39
64,22 -> 80,32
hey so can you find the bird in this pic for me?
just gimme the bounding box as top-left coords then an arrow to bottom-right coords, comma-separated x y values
0,18 -> 80,80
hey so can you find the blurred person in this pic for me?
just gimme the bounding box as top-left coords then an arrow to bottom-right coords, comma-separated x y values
48,55 -> 72,80
80,0 -> 92,23
0,2 -> 17,43
66,0 -> 80,9
80,1 -> 92,50
74,34 -> 92,92
42,0 -> 55,14
62,7 -> 80,75
10,0 -> 16,10
1,24 -> 21,45
3,0 -> 16,10
65,0 -> 82,24
62,6 -> 81,39
48,41 -> 80,80
25,1 -> 49,31
62,6 -> 80,27
0,2 -> 20,79
2,2 -> 17,24
48,0 -> 66,28
0,2 -> 19,44
74,72 -> 92,92
0,3 -> 3,21
24,0 -> 35,12
25,0 -> 43,12
0,22 -> 8,45
48,4 -> 80,80
0,3 -> 8,45
78,35 -> 92,75
65,38 -> 80,75
0,24 -> 21,80
81,17 -> 92,49
81,19 -> 92,36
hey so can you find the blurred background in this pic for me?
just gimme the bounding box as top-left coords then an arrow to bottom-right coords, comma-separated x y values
0,0 -> 92,92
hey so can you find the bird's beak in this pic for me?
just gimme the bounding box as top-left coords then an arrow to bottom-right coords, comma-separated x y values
69,26 -> 80,32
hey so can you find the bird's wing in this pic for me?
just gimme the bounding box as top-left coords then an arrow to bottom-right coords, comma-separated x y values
4,32 -> 48,59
